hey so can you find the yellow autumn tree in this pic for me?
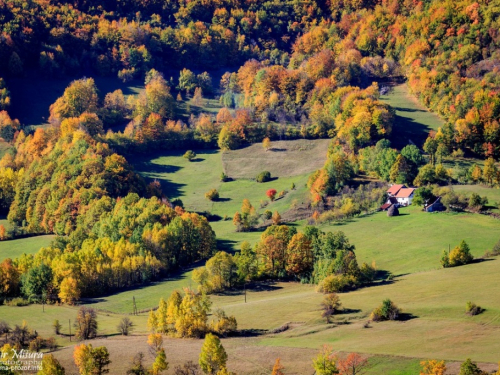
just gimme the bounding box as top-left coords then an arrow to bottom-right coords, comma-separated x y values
58,277 -> 80,305
420,360 -> 446,375
262,137 -> 272,151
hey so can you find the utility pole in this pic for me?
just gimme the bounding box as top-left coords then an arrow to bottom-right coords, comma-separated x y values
133,296 -> 137,315
69,319 -> 71,342
244,283 -> 247,303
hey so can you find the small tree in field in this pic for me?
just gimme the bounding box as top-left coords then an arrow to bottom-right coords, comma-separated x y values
272,358 -> 285,375
183,150 -> 196,161
338,353 -> 368,375
53,320 -> 62,335
118,317 -> 134,336
465,301 -> 483,316
272,211 -> 281,225
263,137 -> 272,151
420,360 -> 446,375
321,293 -> 342,323
74,344 -> 111,375
205,189 -> 219,201
74,307 -> 98,340
459,358 -> 482,375
266,189 -> 277,201
312,345 -> 337,375
370,299 -> 401,321
199,333 -> 228,375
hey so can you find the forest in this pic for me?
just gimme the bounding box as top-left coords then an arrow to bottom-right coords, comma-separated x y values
0,0 -> 499,373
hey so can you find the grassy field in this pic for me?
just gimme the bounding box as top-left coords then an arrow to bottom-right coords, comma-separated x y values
222,139 -> 330,179
453,184 -> 500,212
134,145 -> 316,253
381,83 -> 444,149
315,205 -> 500,275
2,257 -> 500,373
0,234 -> 55,261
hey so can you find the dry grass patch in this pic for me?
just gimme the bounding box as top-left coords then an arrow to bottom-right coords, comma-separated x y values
222,139 -> 330,179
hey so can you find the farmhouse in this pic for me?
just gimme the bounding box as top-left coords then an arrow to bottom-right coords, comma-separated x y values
387,184 -> 406,197
395,187 -> 416,206
381,185 -> 417,210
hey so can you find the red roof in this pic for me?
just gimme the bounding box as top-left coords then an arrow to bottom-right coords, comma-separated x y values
380,203 -> 392,210
395,188 -> 416,198
387,184 -> 405,195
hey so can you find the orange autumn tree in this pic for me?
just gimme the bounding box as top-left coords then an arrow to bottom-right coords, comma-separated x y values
272,358 -> 285,375
338,353 -> 368,375
420,360 -> 446,375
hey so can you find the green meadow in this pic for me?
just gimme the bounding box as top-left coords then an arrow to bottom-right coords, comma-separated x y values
0,234 -> 55,261
381,83 -> 444,148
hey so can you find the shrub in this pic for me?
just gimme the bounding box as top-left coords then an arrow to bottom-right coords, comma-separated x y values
205,188 -> 219,201
465,301 -> 483,316
359,262 -> 377,283
448,240 -> 474,267
321,293 -> 342,323
220,172 -> 229,182
459,358 -> 483,375
490,239 -> 500,256
5,297 -> 29,306
278,190 -> 287,198
183,150 -> 196,161
263,210 -> 272,220
318,274 -> 357,293
256,171 -> 271,183
211,309 -> 237,337
53,320 -> 62,335
118,317 -> 134,335
370,299 -> 401,321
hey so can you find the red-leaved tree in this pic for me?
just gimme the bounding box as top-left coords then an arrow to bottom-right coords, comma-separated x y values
266,189 -> 277,201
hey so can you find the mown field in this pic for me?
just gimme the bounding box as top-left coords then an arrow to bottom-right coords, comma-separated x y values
381,83 -> 444,148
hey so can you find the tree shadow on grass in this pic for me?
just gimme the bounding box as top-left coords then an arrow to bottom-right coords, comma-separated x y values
388,111 -> 433,149
237,329 -> 268,337
398,313 -> 418,321
337,308 -> 362,315
216,197 -> 231,202
470,258 -> 495,264
136,161 -> 183,175
217,238 -> 239,253
190,158 -> 205,162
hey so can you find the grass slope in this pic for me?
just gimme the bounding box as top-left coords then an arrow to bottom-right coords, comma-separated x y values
134,146 -> 316,253
2,258 -> 499,373
453,184 -> 500,213
315,205 -> 499,275
381,83 -> 444,149
0,234 -> 55,261
222,139 -> 330,179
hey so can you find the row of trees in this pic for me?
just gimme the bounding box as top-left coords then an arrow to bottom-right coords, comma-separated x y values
147,289 -> 237,339
192,227 -> 376,293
